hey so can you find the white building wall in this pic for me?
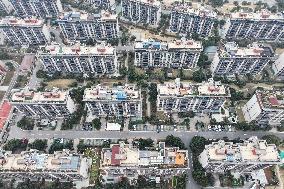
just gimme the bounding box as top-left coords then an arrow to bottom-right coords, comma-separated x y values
242,93 -> 262,123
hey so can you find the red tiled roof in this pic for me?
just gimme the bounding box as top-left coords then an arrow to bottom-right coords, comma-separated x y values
0,65 -> 6,74
111,145 -> 120,165
0,100 -> 12,129
269,97 -> 279,106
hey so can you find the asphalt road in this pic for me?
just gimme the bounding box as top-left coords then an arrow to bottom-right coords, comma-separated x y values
9,126 -> 284,142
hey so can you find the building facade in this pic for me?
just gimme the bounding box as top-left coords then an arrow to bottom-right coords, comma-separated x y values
83,84 -> 142,119
0,149 -> 90,181
37,43 -> 118,76
0,17 -> 50,46
9,0 -> 63,18
169,4 -> 216,36
157,78 -> 230,113
0,0 -> 13,14
211,42 -> 274,77
242,90 -> 284,126
11,89 -> 76,118
57,11 -> 119,43
134,39 -> 202,69
222,10 -> 284,41
272,52 -> 284,81
121,0 -> 161,27
199,137 -> 281,173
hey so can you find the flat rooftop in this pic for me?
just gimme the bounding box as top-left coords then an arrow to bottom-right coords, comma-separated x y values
126,0 -> 161,7
58,11 -> 117,22
0,100 -> 12,130
170,4 -> 216,18
135,39 -> 202,50
158,78 -> 230,97
38,43 -> 115,56
257,90 -> 284,109
221,42 -> 274,58
0,150 -> 84,173
101,142 -> 188,167
203,137 -> 280,163
11,89 -> 68,103
0,17 -> 44,27
230,9 -> 284,21
83,84 -> 140,101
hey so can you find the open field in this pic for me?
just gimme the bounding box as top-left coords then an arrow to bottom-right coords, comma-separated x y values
46,79 -> 76,89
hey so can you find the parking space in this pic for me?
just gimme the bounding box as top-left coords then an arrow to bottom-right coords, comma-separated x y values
208,124 -> 234,132
133,124 -> 189,132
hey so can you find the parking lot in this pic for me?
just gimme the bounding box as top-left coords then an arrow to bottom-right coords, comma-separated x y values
132,124 -> 188,132
207,124 -> 234,132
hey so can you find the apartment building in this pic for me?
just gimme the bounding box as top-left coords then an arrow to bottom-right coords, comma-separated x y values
83,0 -> 115,10
242,90 -> 284,126
134,39 -> 203,69
10,88 -> 76,118
199,137 -> 281,173
211,42 -> 274,77
37,43 -> 118,76
0,0 -> 13,14
0,149 -> 90,181
272,52 -> 284,81
169,3 -> 217,36
83,84 -> 142,119
101,141 -> 188,183
9,0 -> 63,18
157,78 -> 230,113
0,17 -> 50,46
121,0 -> 161,27
222,10 -> 284,41
57,11 -> 119,43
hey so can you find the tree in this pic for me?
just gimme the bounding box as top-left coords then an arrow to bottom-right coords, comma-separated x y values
229,87 -> 244,102
178,111 -> 195,118
0,50 -> 11,60
136,175 -> 147,188
4,139 -> 28,152
112,177 -> 133,189
190,136 -> 207,155
197,53 -> 210,68
137,138 -> 154,150
192,69 -> 206,82
192,169 -> 209,187
49,139 -> 73,154
165,135 -> 185,149
17,117 -> 34,130
77,140 -> 91,153
36,70 -> 48,78
5,62 -> 14,71
262,135 -> 282,146
92,118 -> 101,130
28,139 -> 47,151
208,0 -> 225,7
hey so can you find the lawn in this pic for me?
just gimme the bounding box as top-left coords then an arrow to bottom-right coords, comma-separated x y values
46,79 -> 76,89
84,148 -> 101,184
172,176 -> 177,187
2,71 -> 14,86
